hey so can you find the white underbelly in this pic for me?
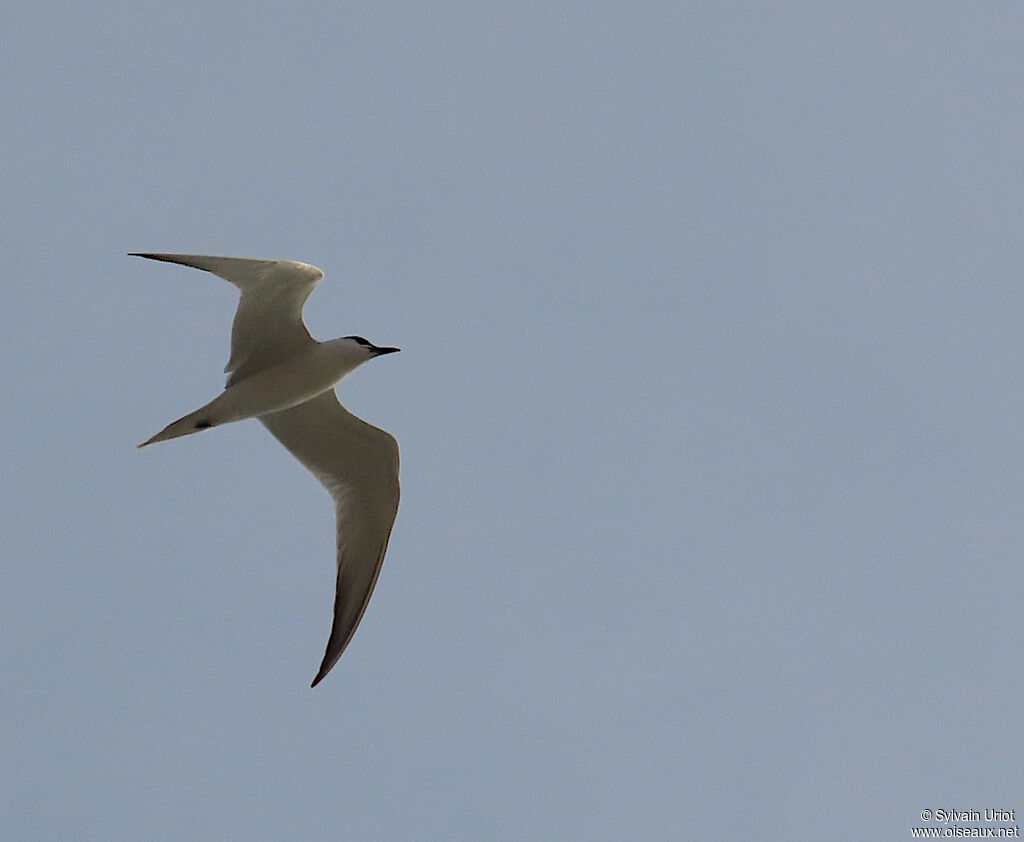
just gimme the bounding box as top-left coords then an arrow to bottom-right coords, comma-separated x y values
212,345 -> 356,422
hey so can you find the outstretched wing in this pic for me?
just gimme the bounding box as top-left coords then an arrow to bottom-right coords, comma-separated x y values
129,253 -> 324,386
259,390 -> 400,687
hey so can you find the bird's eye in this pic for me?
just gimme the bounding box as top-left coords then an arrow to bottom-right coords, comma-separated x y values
347,336 -> 372,346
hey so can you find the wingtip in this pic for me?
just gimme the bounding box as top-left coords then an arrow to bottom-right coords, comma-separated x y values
310,656 -> 336,688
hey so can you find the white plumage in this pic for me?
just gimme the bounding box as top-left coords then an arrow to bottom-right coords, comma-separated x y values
133,253 -> 400,687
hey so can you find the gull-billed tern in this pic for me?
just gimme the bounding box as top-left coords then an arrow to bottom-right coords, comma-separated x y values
132,253 -> 400,687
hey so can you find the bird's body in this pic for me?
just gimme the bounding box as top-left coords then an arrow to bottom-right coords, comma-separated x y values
132,253 -> 400,686
139,337 -> 384,445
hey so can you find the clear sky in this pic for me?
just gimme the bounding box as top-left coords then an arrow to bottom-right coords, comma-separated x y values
3,3 -> 1023,840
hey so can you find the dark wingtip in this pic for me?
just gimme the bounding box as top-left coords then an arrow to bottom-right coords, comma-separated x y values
310,650 -> 339,688
127,253 -> 216,274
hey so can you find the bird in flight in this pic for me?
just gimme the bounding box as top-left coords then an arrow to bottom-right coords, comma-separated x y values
132,253 -> 400,687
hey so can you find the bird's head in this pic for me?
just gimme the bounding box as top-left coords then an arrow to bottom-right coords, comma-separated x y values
344,335 -> 401,359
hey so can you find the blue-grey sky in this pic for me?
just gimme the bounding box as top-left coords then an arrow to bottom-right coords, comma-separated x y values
3,4 -> 1023,840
